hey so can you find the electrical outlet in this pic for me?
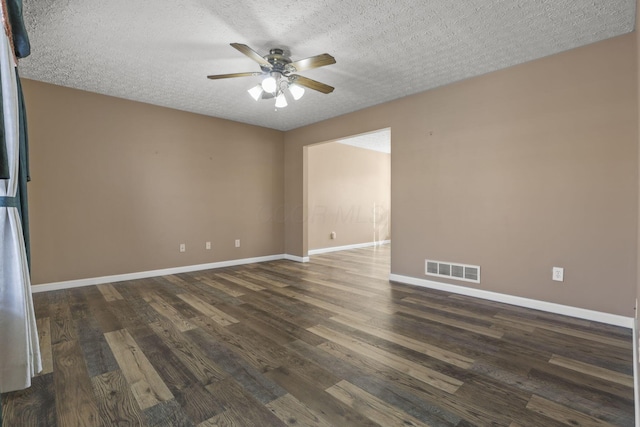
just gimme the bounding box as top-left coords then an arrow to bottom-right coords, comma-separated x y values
205,241 -> 211,250
179,243 -> 186,253
235,239 -> 240,248
552,267 -> 564,282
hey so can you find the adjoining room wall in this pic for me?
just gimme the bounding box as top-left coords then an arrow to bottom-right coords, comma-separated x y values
308,142 -> 390,250
23,80 -> 285,285
285,34 -> 638,317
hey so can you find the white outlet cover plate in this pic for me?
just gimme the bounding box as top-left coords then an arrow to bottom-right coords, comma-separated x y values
552,267 -> 564,282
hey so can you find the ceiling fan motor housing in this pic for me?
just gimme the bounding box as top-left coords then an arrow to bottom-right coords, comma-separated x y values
261,48 -> 295,75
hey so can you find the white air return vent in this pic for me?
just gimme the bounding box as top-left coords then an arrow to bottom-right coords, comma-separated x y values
425,259 -> 480,284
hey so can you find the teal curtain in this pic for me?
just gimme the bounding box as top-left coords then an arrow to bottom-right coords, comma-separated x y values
6,0 -> 30,58
0,123 -> 7,178
15,70 -> 29,266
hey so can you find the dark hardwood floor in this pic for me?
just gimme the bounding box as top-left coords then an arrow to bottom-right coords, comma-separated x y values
1,245 -> 634,426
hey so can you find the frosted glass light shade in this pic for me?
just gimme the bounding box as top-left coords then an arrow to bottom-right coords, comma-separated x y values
247,85 -> 263,101
275,93 -> 288,108
289,84 -> 305,100
261,76 -> 277,93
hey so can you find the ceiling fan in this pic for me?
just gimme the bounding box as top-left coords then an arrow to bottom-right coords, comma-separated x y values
207,43 -> 336,108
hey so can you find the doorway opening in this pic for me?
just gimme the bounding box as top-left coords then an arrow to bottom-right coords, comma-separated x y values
305,128 -> 391,257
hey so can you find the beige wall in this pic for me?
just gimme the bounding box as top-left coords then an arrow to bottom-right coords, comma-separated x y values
307,142 -> 390,250
285,34 -> 638,317
23,80 -> 284,285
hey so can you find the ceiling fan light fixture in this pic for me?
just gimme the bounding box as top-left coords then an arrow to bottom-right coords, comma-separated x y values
261,76 -> 277,93
275,92 -> 288,108
208,43 -> 336,108
289,84 -> 305,100
247,85 -> 263,101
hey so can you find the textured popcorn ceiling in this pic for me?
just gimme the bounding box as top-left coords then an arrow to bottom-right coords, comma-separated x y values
338,129 -> 391,154
20,0 -> 636,131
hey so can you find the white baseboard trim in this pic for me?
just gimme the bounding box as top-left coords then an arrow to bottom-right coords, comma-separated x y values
284,254 -> 310,263
32,254 -> 287,293
309,240 -> 390,256
389,273 -> 634,329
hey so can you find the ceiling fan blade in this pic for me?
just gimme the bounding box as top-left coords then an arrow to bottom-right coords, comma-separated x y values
289,53 -> 336,72
291,75 -> 334,94
207,72 -> 263,80
230,43 -> 271,68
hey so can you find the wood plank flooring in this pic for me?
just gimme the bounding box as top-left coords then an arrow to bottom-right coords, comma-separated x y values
2,245 -> 634,426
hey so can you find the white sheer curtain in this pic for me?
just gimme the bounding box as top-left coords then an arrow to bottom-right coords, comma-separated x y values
0,15 -> 41,392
